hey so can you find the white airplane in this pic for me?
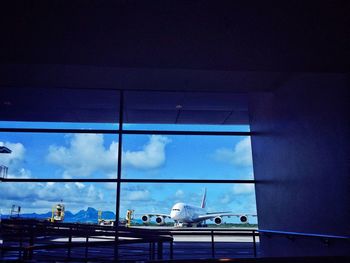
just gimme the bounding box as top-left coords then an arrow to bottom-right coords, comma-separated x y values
141,188 -> 256,227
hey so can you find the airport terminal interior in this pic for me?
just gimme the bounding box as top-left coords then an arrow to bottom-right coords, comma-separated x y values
0,1 -> 349,262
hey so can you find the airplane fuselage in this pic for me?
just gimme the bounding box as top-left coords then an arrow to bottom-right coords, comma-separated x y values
170,202 -> 206,223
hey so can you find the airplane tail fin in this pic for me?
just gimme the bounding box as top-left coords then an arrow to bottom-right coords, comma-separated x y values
201,188 -> 207,208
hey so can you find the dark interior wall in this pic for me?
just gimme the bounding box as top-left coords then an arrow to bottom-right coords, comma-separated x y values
249,73 -> 350,256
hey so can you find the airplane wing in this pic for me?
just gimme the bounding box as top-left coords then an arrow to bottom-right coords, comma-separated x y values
197,212 -> 256,221
197,213 -> 239,221
140,213 -> 171,218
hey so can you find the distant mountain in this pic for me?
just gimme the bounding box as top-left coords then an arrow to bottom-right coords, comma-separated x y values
1,207 -> 116,224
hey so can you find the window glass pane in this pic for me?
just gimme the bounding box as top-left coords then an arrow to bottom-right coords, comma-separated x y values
0,182 -> 116,224
122,135 -> 254,180
120,183 -> 257,227
0,133 -> 118,179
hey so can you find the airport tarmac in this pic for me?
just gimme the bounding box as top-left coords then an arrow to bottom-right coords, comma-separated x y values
53,227 -> 259,243
132,226 -> 259,242
53,235 -> 258,242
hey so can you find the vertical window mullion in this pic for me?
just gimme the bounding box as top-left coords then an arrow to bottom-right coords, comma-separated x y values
115,91 -> 124,259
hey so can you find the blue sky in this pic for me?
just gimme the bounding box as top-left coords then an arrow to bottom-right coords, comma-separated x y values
0,122 -> 257,223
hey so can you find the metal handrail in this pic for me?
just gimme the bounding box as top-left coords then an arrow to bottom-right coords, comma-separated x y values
259,229 -> 350,247
1,219 -> 260,261
259,229 -> 350,240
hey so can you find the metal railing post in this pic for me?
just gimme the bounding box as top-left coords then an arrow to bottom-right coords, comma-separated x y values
211,230 -> 215,258
19,228 -> 23,260
151,242 -> 155,260
85,235 -> 89,260
29,225 -> 34,260
67,226 -> 72,259
253,230 -> 257,257
170,240 -> 173,260
149,242 -> 152,260
157,241 -> 163,260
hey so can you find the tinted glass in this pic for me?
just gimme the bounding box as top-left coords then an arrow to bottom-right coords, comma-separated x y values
0,132 -> 118,179
120,183 -> 257,226
122,135 -> 254,180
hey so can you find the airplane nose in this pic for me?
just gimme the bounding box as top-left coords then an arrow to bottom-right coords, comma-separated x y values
170,211 -> 180,220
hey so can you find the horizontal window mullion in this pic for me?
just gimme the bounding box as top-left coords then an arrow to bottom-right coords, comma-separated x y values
121,179 -> 256,183
0,178 -> 118,182
1,178 -> 256,183
121,130 -> 252,136
0,128 -> 252,136
0,128 -> 118,134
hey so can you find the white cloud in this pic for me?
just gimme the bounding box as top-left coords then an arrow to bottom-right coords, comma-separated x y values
175,189 -> 185,198
217,187 -> 257,215
125,190 -> 151,201
232,184 -> 255,195
214,137 -> 253,166
75,182 -> 85,189
220,193 -> 232,204
218,184 -> 255,208
47,134 -> 118,178
47,134 -> 170,178
0,141 -> 31,178
0,141 -> 25,166
124,135 -> 170,169
11,168 -> 32,179
0,182 -> 112,213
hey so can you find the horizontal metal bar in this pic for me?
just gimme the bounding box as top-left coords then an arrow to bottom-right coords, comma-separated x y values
258,230 -> 350,240
0,128 -> 118,134
122,130 -> 252,136
0,128 -> 252,136
1,178 -> 256,183
121,179 -> 256,183
0,178 -> 118,182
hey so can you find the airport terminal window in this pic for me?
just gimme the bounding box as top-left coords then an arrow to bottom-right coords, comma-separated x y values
0,90 -> 257,227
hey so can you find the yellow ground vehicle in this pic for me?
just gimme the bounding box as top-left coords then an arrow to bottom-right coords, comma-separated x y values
49,203 -> 65,223
125,209 -> 134,227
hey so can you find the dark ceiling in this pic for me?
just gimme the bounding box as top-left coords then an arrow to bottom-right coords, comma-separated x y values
0,1 -> 349,73
1,88 -> 250,124
0,1 -> 349,124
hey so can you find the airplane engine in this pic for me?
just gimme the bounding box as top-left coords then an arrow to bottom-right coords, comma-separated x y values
155,216 -> 165,226
214,216 -> 222,225
141,215 -> 150,224
240,215 -> 248,223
